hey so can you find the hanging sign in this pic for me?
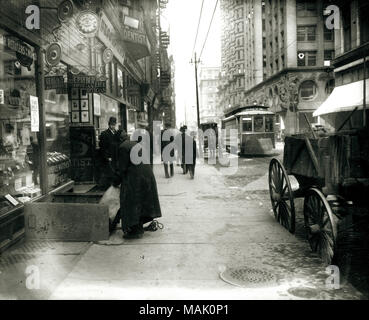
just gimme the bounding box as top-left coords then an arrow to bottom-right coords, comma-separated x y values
45,76 -> 65,90
30,96 -> 39,132
93,93 -> 101,116
5,36 -> 34,70
98,13 -> 126,66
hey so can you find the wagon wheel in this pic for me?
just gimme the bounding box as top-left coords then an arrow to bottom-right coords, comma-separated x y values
303,188 -> 337,265
269,158 -> 296,233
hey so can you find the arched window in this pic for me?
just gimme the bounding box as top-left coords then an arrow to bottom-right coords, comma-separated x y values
299,80 -> 317,100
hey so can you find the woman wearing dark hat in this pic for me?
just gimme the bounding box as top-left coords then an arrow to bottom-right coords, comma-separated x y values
114,130 -> 162,239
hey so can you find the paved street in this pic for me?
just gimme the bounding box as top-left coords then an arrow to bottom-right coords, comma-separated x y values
1,149 -> 366,300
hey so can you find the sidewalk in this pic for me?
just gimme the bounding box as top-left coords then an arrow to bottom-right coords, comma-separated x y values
47,162 -> 363,300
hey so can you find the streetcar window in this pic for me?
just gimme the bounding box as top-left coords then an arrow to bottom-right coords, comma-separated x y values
242,117 -> 252,132
265,116 -> 274,132
254,115 -> 264,132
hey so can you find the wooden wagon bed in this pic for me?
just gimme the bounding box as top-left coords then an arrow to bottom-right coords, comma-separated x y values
268,127 -> 369,264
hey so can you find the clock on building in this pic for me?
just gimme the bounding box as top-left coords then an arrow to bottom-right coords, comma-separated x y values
76,11 -> 99,37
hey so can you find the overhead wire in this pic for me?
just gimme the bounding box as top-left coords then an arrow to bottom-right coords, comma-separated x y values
198,0 -> 219,61
191,0 -> 205,59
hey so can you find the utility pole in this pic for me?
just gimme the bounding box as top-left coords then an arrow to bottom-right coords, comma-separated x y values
364,55 -> 367,127
190,52 -> 201,129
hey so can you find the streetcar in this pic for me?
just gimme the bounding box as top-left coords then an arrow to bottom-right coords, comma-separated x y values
221,105 -> 276,155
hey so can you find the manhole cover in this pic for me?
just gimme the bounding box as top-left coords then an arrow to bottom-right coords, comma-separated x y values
287,287 -> 319,299
220,267 -> 278,288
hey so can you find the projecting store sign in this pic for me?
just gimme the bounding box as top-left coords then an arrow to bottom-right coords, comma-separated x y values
5,36 -> 34,69
97,12 -> 126,66
121,26 -> 150,60
45,76 -> 68,94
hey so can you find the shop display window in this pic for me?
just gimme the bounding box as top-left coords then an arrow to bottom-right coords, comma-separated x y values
0,29 -> 41,214
44,84 -> 72,191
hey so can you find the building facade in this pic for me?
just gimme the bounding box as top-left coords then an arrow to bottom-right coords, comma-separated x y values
219,0 -> 336,135
314,0 -> 369,130
199,66 -> 221,124
0,0 -> 167,252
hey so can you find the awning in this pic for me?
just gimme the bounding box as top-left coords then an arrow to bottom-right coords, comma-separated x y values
313,80 -> 369,117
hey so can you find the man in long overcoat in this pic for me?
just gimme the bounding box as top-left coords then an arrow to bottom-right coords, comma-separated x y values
161,124 -> 175,178
115,130 -> 162,239
98,117 -> 120,188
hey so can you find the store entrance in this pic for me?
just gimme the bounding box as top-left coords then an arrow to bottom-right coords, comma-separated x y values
120,103 -> 127,132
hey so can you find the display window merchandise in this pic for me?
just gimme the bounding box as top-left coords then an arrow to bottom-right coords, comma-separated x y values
0,29 -> 41,214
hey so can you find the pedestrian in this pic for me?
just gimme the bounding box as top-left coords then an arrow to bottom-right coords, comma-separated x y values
161,124 -> 175,178
187,131 -> 198,179
114,130 -> 162,239
175,126 -> 197,178
98,116 -> 119,189
175,125 -> 188,174
208,128 -> 217,161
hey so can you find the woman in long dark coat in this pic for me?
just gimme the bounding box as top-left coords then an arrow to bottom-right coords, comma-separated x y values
115,130 -> 162,239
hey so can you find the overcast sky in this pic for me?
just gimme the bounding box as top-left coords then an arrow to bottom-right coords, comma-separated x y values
164,0 -> 221,129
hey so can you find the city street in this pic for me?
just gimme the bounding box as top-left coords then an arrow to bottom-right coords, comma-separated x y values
0,149 -> 366,300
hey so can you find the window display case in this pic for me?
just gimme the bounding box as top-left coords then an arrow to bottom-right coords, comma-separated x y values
0,29 -> 41,216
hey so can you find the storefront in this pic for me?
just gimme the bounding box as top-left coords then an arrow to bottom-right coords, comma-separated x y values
0,0 -> 157,250
0,25 -> 45,250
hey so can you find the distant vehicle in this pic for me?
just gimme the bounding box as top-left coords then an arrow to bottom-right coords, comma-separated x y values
221,105 -> 276,155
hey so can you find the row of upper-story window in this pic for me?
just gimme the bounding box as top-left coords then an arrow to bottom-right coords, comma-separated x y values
297,25 -> 334,42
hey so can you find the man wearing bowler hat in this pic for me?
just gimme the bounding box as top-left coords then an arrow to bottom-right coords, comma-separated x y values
98,116 -> 120,188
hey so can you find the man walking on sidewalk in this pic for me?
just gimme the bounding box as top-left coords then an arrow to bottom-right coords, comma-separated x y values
187,131 -> 198,179
161,124 -> 175,178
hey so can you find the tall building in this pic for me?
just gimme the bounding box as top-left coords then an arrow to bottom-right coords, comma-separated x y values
219,0 -> 336,135
314,0 -> 369,130
199,66 -> 221,124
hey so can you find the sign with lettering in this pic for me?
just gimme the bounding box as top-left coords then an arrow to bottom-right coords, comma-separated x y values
5,36 -> 33,59
67,74 -> 106,93
45,76 -> 65,90
30,96 -> 39,132
98,12 -> 126,66
70,126 -> 96,182
122,28 -> 147,46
